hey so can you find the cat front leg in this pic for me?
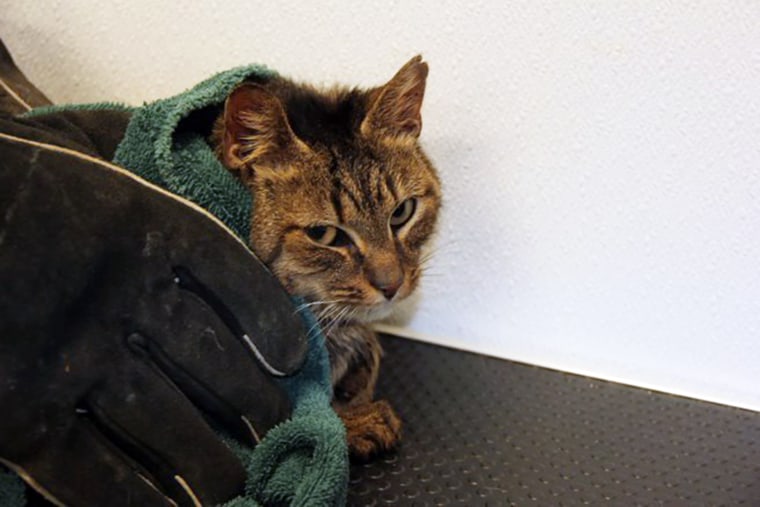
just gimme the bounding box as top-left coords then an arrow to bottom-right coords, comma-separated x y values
326,322 -> 402,460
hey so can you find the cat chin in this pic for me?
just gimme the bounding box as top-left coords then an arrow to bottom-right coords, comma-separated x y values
351,302 -> 396,323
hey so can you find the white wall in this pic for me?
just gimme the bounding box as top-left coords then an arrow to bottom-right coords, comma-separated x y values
3,2 -> 759,410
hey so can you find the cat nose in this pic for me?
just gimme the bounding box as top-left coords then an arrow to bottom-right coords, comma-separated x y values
370,271 -> 403,300
378,281 -> 401,301
367,257 -> 404,301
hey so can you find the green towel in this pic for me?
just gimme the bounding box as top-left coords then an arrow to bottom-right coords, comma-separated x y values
7,67 -> 348,506
112,66 -> 262,240
0,470 -> 25,507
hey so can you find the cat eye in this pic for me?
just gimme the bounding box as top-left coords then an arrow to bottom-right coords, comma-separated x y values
390,198 -> 417,228
305,225 -> 352,247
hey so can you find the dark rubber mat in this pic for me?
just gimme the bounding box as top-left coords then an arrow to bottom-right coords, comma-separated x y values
348,335 -> 760,505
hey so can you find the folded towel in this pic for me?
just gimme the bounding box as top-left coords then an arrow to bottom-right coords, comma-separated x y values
112,66 -> 263,240
13,66 -> 348,506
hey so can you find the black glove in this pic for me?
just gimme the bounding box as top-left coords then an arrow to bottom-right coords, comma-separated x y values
0,124 -> 309,506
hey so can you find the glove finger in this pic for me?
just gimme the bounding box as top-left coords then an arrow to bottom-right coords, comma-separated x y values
127,328 -> 288,446
130,264 -> 294,443
85,356 -> 247,507
131,183 -> 310,375
171,261 -> 309,376
4,422 -> 173,507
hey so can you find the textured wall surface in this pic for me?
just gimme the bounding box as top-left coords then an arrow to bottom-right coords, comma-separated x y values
3,2 -> 759,409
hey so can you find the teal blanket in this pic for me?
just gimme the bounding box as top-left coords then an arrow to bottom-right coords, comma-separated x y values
4,67 -> 348,506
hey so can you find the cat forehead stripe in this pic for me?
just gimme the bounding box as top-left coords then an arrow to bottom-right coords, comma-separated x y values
384,173 -> 399,201
330,184 -> 345,223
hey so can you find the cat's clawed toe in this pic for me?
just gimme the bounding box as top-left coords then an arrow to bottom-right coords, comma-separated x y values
338,399 -> 402,461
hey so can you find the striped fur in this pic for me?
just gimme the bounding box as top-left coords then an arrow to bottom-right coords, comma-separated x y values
213,57 -> 441,459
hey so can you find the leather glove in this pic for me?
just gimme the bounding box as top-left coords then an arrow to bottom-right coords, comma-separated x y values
0,126 -> 309,506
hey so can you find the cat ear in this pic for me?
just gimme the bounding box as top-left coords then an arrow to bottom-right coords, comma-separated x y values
221,83 -> 309,171
361,55 -> 428,145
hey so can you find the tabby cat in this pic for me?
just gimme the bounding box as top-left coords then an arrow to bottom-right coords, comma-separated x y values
212,56 -> 441,459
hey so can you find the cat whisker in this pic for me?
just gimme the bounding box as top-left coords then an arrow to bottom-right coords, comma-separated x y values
322,304 -> 357,339
418,239 -> 458,265
304,303 -> 338,337
419,251 -> 438,265
418,256 -> 434,268
313,303 -> 339,325
346,306 -> 359,324
321,320 -> 338,340
294,299 -> 344,315
417,267 -> 445,280
309,302 -> 353,338
323,305 -> 351,337
419,265 -> 443,275
426,238 -> 457,253
319,302 -> 353,331
305,314 -> 326,339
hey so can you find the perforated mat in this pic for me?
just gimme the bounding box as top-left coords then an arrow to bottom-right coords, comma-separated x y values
348,334 -> 760,505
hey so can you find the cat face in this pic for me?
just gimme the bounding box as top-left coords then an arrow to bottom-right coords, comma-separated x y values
216,57 -> 441,322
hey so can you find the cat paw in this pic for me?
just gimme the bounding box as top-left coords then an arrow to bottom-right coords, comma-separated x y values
338,399 -> 402,461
